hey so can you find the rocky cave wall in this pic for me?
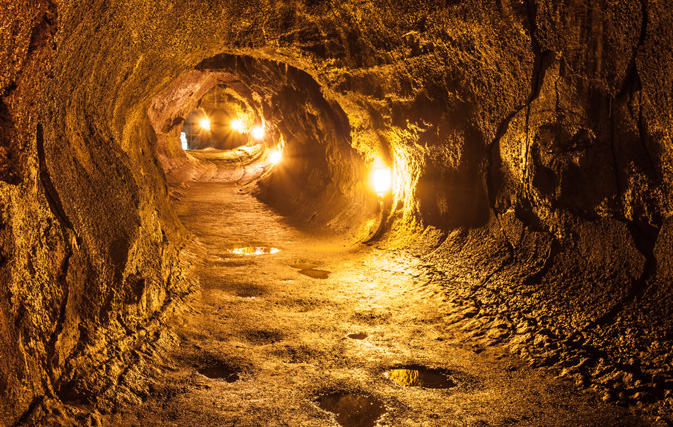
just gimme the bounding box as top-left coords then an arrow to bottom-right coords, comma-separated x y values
1,0 -> 673,423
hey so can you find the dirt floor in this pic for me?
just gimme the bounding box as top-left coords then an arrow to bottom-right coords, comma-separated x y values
103,181 -> 652,427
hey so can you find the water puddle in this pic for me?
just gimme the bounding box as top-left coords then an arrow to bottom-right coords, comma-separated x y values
227,247 -> 280,256
290,262 -> 330,279
346,332 -> 368,340
290,262 -> 318,269
197,363 -> 240,382
298,269 -> 330,279
316,393 -> 385,427
234,284 -> 265,298
386,366 -> 456,389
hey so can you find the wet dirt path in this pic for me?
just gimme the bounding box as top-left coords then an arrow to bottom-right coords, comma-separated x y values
110,182 -> 647,426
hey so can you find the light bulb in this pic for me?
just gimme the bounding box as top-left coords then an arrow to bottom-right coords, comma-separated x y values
372,163 -> 392,195
230,119 -> 244,133
252,126 -> 265,140
268,148 -> 282,164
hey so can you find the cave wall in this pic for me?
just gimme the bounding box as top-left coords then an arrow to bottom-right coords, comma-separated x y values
2,0 -> 673,422
0,1 -> 63,422
0,0 -> 195,423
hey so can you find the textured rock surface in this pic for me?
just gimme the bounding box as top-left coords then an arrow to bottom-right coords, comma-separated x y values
1,0 -> 673,424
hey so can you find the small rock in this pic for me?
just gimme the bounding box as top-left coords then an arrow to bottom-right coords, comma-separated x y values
445,313 -> 464,325
461,318 -> 483,332
557,367 -> 578,378
533,333 -> 550,348
622,372 -> 636,387
601,390 -> 616,402
461,306 -> 479,318
486,328 -> 509,342
573,374 -> 587,387
86,412 -> 103,427
491,316 -> 512,329
509,343 -> 523,355
510,332 -> 533,345
598,369 -> 623,386
631,391 -> 652,404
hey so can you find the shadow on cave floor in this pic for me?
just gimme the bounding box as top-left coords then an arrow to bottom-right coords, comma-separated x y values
104,182 -> 648,426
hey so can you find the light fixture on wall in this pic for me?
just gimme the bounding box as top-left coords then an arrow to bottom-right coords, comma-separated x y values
180,132 -> 188,150
371,159 -> 392,196
230,119 -> 244,133
252,125 -> 265,140
268,148 -> 282,165
199,116 -> 211,131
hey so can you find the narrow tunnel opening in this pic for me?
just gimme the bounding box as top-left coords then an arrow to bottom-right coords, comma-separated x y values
148,54 -> 383,241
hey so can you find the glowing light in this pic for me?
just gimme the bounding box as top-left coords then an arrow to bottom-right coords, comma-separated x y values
199,117 -> 211,130
180,132 -> 188,150
251,126 -> 265,140
372,161 -> 392,195
230,119 -> 244,133
268,148 -> 282,164
228,247 -> 280,255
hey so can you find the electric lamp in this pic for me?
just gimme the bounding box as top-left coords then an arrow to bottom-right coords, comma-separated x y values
268,148 -> 282,165
252,126 -> 265,140
230,119 -> 244,133
199,117 -> 211,131
371,159 -> 392,196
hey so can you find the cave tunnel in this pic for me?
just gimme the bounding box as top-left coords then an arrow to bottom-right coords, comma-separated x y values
2,1 -> 673,426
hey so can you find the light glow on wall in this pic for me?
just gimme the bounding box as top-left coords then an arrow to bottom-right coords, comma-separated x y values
371,159 -> 392,195
231,119 -> 244,133
252,126 -> 265,140
180,132 -> 188,150
268,148 -> 282,164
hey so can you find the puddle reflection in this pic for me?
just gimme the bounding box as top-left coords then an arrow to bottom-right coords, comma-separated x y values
227,247 -> 280,255
197,363 -> 240,382
346,332 -> 368,340
386,366 -> 456,389
316,393 -> 385,427
298,269 -> 330,279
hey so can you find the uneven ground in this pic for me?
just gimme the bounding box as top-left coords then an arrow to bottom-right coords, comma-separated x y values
102,182 -> 650,427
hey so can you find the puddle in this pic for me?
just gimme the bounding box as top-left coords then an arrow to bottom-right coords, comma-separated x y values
298,269 -> 330,279
386,366 -> 457,389
197,363 -> 240,382
290,262 -> 318,269
290,262 -> 330,279
234,284 -> 266,298
227,247 -> 280,255
316,393 -> 385,427
346,332 -> 368,340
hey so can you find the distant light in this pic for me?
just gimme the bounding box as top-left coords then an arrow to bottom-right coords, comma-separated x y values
180,132 -> 188,150
372,162 -> 392,195
199,117 -> 211,130
251,126 -> 265,140
230,119 -> 244,133
268,148 -> 282,164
